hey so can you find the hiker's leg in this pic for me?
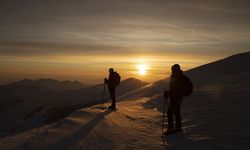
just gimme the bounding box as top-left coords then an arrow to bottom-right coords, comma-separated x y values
175,112 -> 182,130
109,87 -> 116,107
174,97 -> 182,130
167,100 -> 174,129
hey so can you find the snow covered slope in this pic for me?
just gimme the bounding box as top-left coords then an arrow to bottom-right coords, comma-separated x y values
0,78 -> 147,139
0,99 -> 164,150
2,95 -> 246,150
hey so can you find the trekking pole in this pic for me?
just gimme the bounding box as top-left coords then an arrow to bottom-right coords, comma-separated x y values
162,97 -> 167,136
101,83 -> 106,108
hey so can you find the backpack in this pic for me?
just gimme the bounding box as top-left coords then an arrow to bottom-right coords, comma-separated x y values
113,72 -> 121,86
182,76 -> 193,97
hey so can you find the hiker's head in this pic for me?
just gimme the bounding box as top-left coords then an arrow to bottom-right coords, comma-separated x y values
109,68 -> 114,73
171,64 -> 182,74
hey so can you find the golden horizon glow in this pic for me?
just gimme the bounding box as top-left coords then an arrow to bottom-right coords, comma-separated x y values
0,53 -> 227,85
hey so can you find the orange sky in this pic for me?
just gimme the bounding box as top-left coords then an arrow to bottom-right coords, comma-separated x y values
0,52 -> 230,85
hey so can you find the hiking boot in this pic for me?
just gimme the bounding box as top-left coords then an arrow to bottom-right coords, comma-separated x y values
164,127 -> 174,136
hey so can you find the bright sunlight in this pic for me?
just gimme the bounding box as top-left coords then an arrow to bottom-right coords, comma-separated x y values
137,64 -> 148,75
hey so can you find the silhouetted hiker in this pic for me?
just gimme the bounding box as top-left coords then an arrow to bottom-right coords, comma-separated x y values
104,68 -> 121,109
163,64 -> 193,136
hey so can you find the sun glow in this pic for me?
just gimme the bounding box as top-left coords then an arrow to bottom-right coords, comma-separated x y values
137,64 -> 148,75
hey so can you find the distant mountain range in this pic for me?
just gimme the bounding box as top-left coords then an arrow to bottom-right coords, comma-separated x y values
0,78 -> 89,91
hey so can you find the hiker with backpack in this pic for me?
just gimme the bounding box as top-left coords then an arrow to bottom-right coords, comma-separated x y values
104,68 -> 121,109
163,64 -> 193,135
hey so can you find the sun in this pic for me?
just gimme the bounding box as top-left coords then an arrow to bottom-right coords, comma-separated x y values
137,64 -> 148,75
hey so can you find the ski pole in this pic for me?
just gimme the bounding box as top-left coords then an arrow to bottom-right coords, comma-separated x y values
162,97 -> 167,136
102,83 -> 106,107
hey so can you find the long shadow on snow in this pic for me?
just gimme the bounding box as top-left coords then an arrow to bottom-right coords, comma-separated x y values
51,109 -> 113,149
164,133 -> 192,149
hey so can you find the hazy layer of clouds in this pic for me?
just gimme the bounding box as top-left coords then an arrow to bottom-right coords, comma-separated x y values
0,0 -> 250,84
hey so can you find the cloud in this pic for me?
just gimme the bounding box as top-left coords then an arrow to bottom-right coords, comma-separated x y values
0,0 -> 249,53
0,0 -> 250,84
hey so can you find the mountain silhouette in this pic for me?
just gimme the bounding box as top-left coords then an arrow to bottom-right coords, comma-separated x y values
1,78 -> 89,91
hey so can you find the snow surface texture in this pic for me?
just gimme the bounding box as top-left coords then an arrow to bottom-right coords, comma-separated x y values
0,99 -> 163,150
0,51 -> 250,149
